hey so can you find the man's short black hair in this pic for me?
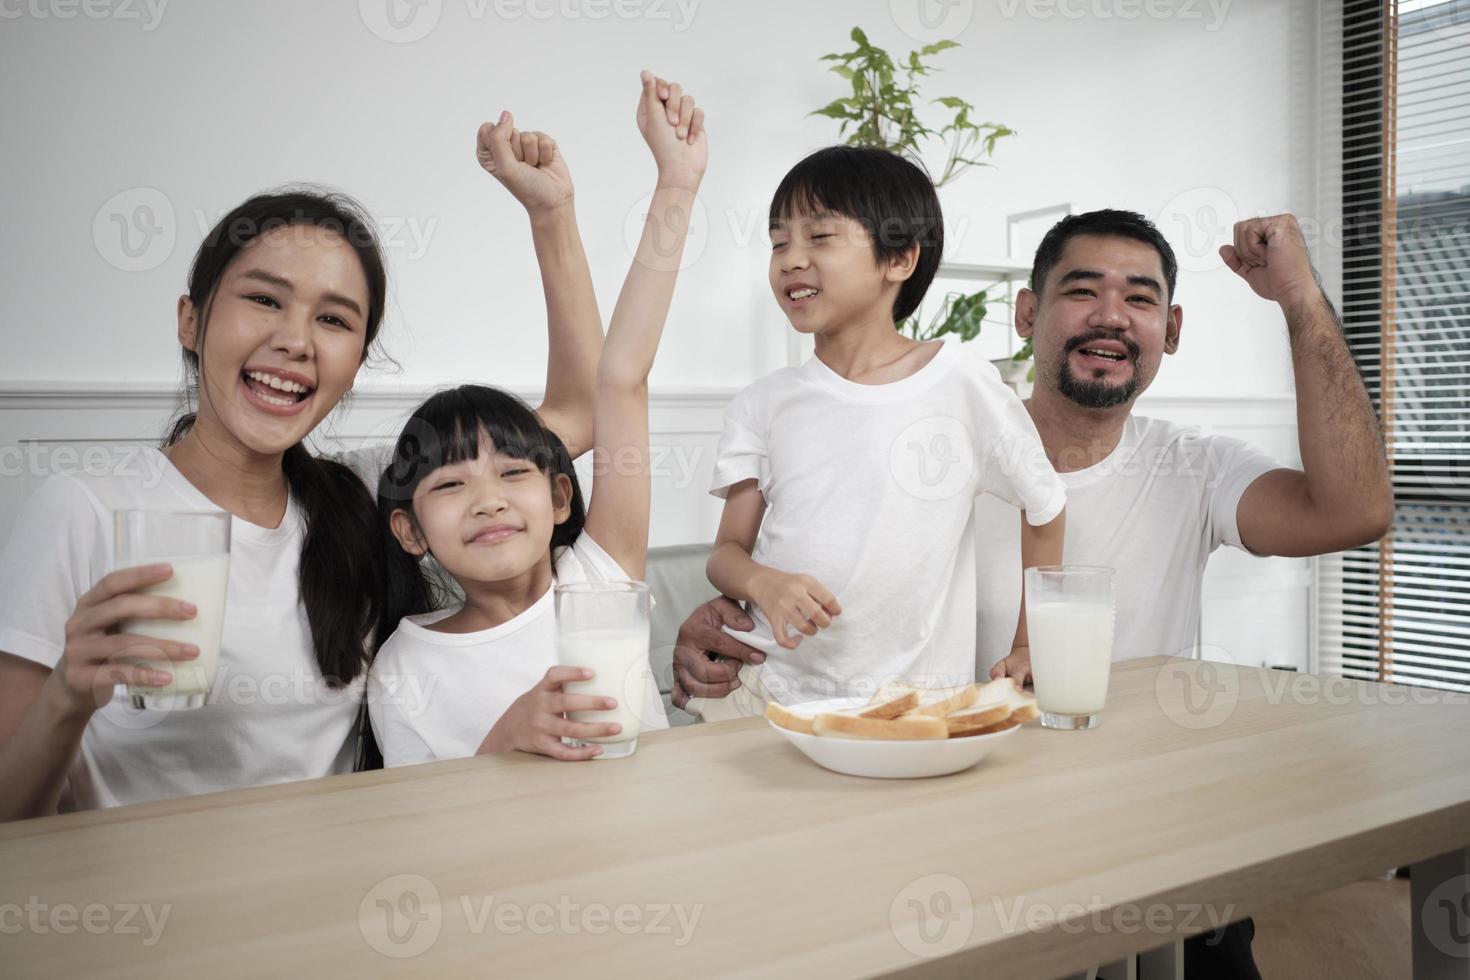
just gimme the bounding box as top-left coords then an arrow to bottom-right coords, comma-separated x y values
768,145 -> 943,323
1030,209 -> 1178,302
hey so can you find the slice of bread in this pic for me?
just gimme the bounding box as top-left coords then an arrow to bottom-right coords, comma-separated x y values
944,702 -> 1014,736
857,688 -> 920,719
911,683 -> 980,718
765,702 -> 818,735
945,677 -> 1040,737
868,680 -> 917,704
987,676 -> 1041,725
956,715 -> 1027,737
812,712 -> 948,740
766,687 -> 922,735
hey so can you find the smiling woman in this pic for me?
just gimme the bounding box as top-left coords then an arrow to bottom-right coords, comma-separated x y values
0,191 -> 397,821
163,192 -> 389,689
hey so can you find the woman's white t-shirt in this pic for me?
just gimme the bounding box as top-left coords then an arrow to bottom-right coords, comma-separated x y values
0,448 -> 364,811
710,341 -> 1067,703
368,534 -> 669,767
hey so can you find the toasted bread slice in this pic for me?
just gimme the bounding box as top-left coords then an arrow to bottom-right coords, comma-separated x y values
857,688 -> 920,719
946,677 -> 1039,737
944,702 -> 1013,736
956,715 -> 1027,737
868,680 -> 917,704
812,712 -> 948,740
912,683 -> 980,718
766,688 -> 920,734
765,702 -> 818,735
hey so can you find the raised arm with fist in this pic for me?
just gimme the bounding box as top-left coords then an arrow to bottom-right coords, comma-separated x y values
476,110 -> 575,215
1218,213 -> 1321,310
637,70 -> 707,187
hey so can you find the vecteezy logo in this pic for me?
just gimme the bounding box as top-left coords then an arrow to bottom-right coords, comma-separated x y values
1156,655 -> 1239,730
1155,186 -> 1240,274
890,873 -> 974,959
92,188 -> 176,273
889,0 -> 975,44
1422,875 -> 1470,958
358,0 -> 442,43
890,416 -> 975,501
358,874 -> 442,958
622,191 -> 708,272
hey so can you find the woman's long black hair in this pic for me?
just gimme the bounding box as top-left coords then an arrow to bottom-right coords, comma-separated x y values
375,384 -> 587,644
164,188 -> 392,688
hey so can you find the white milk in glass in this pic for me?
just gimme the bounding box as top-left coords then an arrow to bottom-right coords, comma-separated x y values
559,628 -> 652,744
1027,600 -> 1115,715
119,553 -> 230,698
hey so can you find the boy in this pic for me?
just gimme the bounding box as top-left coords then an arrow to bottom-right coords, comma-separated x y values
689,146 -> 1066,719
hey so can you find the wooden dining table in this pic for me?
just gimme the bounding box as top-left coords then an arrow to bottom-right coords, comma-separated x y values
2,655 -> 1468,979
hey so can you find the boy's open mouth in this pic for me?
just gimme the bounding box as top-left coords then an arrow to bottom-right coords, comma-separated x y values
785,285 -> 820,308
241,369 -> 315,411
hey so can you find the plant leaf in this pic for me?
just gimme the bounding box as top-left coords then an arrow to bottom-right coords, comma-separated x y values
919,40 -> 960,56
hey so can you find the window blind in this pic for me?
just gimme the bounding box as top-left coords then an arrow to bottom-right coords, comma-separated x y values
1317,0 -> 1470,692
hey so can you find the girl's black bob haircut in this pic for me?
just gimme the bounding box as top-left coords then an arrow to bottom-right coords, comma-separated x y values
768,145 -> 945,323
376,384 -> 586,553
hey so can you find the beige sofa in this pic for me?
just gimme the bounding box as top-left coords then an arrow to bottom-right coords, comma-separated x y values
645,543 -> 717,727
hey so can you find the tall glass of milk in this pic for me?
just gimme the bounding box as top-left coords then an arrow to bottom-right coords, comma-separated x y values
554,581 -> 653,759
1025,565 -> 1116,730
114,510 -> 231,710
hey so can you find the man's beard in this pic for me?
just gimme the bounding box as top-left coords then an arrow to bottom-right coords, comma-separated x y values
1054,330 -> 1142,409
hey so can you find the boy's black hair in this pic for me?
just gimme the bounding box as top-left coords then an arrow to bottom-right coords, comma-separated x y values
768,145 -> 944,323
374,384 -> 587,644
1030,209 -> 1179,302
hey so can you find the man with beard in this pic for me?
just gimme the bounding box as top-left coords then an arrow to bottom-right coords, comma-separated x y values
669,209 -> 1393,978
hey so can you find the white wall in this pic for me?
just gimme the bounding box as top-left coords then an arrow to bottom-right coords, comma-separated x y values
0,0 -> 1324,396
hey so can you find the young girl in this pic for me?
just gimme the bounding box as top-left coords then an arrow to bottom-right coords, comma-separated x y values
0,104 -> 605,818
368,72 -> 707,765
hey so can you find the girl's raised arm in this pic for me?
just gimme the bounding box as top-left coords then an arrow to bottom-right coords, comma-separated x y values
583,72 -> 708,579
476,112 -> 603,459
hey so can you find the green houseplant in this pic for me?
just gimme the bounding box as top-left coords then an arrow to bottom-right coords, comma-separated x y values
810,27 -> 1033,368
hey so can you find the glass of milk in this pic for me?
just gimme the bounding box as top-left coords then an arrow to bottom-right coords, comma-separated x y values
1025,565 -> 1116,730
114,509 -> 231,710
554,581 -> 653,759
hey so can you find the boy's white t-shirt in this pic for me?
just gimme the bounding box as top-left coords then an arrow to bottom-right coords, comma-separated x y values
710,341 -> 1067,703
973,414 -> 1283,673
368,534 -> 669,767
0,448 -> 363,812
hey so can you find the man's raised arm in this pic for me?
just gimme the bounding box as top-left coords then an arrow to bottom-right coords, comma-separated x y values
1227,214 -> 1393,557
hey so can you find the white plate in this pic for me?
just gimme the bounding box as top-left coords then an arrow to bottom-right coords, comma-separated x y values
767,696 -> 1022,779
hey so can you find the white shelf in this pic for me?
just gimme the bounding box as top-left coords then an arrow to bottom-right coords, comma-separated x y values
935,258 -> 1032,279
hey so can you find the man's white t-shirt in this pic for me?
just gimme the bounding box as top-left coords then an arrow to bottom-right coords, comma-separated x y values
711,341 -> 1067,703
369,533 -> 669,767
0,448 -> 364,811
974,414 -> 1282,674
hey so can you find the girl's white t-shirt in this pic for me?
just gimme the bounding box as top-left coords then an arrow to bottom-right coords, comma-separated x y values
0,448 -> 363,812
368,534 -> 669,767
710,341 -> 1067,703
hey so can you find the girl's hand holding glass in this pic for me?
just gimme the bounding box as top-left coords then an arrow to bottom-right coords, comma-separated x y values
478,666 -> 623,762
